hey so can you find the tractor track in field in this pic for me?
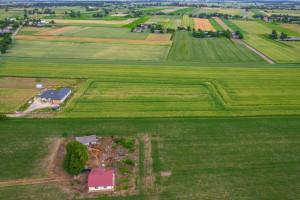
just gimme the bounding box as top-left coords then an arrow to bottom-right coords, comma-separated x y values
15,35 -> 173,44
0,177 -> 67,187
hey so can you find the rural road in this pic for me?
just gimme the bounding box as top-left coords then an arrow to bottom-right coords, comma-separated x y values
7,98 -> 55,117
11,25 -> 22,39
232,39 -> 275,64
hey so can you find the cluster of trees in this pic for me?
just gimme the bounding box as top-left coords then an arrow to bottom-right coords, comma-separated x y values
177,26 -> 192,31
62,141 -> 88,175
192,29 -> 243,39
92,13 -> 106,18
188,13 -> 244,20
0,36 -> 12,54
270,14 -> 300,24
26,8 -> 55,15
85,7 -> 99,11
69,11 -> 81,17
150,24 -> 175,33
269,30 -> 288,40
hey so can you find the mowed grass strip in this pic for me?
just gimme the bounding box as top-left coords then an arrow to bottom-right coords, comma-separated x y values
209,18 -> 224,31
168,32 -> 264,63
220,18 -> 247,34
243,34 -> 300,63
6,40 -> 170,61
194,18 -> 216,31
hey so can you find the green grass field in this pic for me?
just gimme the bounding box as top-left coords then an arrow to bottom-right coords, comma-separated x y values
220,18 -> 248,34
5,40 -> 170,62
163,16 -> 182,29
0,116 -> 299,199
231,20 -> 272,34
50,26 -> 149,40
209,18 -> 224,31
243,34 -> 300,63
168,32 -> 264,63
181,15 -> 195,28
253,19 -> 300,36
170,7 -> 195,14
0,9 -> 23,20
189,8 -> 219,14
123,16 -> 150,28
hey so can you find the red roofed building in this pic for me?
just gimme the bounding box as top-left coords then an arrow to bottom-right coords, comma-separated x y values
88,168 -> 115,191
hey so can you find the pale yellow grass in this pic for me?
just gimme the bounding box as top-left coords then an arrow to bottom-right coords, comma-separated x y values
280,24 -> 300,33
44,19 -> 135,25
194,18 -> 216,31
111,14 -> 127,16
146,33 -> 172,41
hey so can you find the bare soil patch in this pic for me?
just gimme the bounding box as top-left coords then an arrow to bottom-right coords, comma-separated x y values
38,26 -> 76,35
111,14 -> 127,17
15,35 -> 173,44
214,17 -> 232,32
161,171 -> 171,177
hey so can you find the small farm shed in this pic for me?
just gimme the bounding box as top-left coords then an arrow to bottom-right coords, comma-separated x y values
36,84 -> 44,89
88,168 -> 115,192
40,87 -> 71,104
76,135 -> 98,146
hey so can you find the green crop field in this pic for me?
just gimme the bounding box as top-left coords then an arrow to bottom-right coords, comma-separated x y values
243,34 -> 300,63
253,20 -> 300,36
0,116 -> 299,199
5,40 -> 170,62
164,16 -> 182,29
181,15 -> 195,28
0,9 -> 23,20
168,32 -> 264,63
170,7 -> 195,14
209,18 -> 224,31
218,8 -> 240,16
123,16 -> 150,28
50,26 -> 149,40
231,20 -> 272,34
189,8 -> 219,14
220,18 -> 248,34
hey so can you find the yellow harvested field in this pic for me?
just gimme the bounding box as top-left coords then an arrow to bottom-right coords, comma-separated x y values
280,24 -> 300,33
146,33 -> 172,41
194,18 -> 216,31
37,26 -> 76,35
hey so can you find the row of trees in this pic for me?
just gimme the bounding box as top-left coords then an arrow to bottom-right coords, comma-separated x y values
0,36 -> 12,54
192,29 -> 243,39
69,11 -> 81,18
92,13 -> 106,18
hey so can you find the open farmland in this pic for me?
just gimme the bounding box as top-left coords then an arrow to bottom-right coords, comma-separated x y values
48,26 -> 149,40
6,40 -> 170,61
18,27 -> 56,35
0,9 -> 23,20
280,23 -> 300,34
163,16 -> 182,29
181,15 -> 195,28
231,20 -> 271,34
0,116 -> 300,199
209,18 -> 224,31
220,18 -> 247,34
253,20 -> 300,36
189,8 -> 219,14
168,32 -> 264,63
243,34 -> 300,63
146,33 -> 172,41
194,18 -> 216,31
218,8 -> 240,16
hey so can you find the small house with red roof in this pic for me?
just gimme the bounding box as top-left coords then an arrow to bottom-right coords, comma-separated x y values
88,168 -> 115,191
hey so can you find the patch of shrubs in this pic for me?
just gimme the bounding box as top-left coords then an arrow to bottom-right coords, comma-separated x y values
122,158 -> 135,166
114,137 -> 135,151
0,114 -> 7,120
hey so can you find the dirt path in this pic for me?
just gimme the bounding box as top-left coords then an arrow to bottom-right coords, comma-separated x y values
214,17 -> 232,32
15,35 -> 173,44
0,177 -> 66,187
38,26 -> 76,35
7,98 -> 56,117
232,39 -> 275,64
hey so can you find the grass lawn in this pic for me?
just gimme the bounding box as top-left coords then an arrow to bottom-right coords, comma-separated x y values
243,34 -> 300,63
168,32 -> 264,63
50,26 -> 149,40
122,16 -> 150,28
5,40 -> 170,62
0,116 -> 299,199
280,23 -> 300,34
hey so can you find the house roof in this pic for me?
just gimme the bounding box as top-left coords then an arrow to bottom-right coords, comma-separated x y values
88,168 -> 114,187
76,135 -> 98,145
40,87 -> 71,100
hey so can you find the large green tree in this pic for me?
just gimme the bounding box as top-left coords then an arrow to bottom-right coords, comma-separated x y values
62,141 -> 88,175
